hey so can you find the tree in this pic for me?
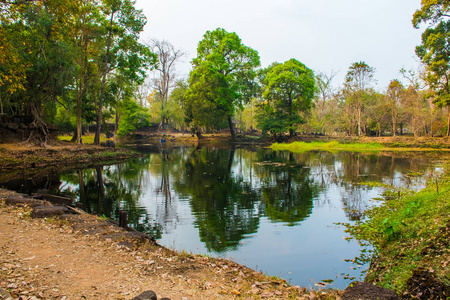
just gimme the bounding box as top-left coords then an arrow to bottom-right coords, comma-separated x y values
1,0 -> 80,145
93,0 -> 157,145
256,59 -> 316,138
117,96 -> 151,136
309,71 -> 337,134
386,80 -> 404,136
149,39 -> 184,128
413,0 -> 450,29
343,61 -> 376,136
185,28 -> 260,141
414,1 -> 450,136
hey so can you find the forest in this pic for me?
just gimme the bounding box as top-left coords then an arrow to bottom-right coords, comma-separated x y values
1,0 -> 450,145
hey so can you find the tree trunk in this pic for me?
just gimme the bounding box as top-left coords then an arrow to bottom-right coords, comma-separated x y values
289,129 -> 294,137
357,107 -> 362,136
392,114 -> 396,137
95,10 -> 116,145
196,127 -> 202,139
228,116 -> 235,142
75,37 -> 88,144
447,105 -> 450,137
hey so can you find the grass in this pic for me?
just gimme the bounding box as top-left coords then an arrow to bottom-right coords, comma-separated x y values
345,168 -> 450,295
271,141 -> 384,153
57,134 -> 109,144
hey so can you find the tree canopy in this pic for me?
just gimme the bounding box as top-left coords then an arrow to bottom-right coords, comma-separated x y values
256,59 -> 315,138
184,28 -> 260,140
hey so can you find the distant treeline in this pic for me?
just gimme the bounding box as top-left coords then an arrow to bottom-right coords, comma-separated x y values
1,1 -> 449,144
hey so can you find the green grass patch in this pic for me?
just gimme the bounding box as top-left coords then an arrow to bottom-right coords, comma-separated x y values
345,170 -> 450,294
271,141 -> 384,153
57,134 -> 109,144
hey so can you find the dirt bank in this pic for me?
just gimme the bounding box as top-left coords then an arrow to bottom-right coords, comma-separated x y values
0,189 -> 343,300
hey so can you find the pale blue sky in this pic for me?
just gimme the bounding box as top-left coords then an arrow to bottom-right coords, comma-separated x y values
135,0 -> 423,91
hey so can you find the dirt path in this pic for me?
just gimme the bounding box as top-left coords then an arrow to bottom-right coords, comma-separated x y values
0,190 -> 340,300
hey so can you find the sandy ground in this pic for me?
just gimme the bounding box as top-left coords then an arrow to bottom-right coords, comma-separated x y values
0,190 -> 341,300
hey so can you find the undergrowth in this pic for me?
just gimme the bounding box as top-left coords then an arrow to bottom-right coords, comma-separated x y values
345,167 -> 450,295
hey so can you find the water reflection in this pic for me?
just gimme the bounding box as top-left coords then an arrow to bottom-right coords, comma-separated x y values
0,146 -> 439,288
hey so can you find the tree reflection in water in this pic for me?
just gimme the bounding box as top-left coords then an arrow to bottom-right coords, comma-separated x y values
4,146 -> 436,254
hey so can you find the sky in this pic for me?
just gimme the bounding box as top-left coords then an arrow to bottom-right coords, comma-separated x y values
135,0 -> 424,91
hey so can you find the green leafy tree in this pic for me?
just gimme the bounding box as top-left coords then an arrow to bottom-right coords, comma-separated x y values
117,97 -> 151,136
257,59 -> 315,138
185,28 -> 260,141
93,0 -> 156,145
0,0 -> 79,145
413,0 -> 450,135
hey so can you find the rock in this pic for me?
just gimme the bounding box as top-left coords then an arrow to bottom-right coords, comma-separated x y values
41,194 -> 73,206
5,196 -> 49,208
31,205 -> 71,218
131,290 -> 157,300
0,288 -> 13,300
342,281 -> 399,300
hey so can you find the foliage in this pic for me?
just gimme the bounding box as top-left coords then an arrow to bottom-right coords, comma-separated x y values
256,59 -> 316,137
414,1 -> 450,136
149,39 -> 184,127
345,169 -> 450,293
0,0 -> 156,143
184,28 -> 260,138
342,61 -> 376,136
117,98 -> 151,136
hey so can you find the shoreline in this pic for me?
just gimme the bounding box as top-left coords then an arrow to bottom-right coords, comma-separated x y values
0,189 -> 341,299
1,136 -> 448,299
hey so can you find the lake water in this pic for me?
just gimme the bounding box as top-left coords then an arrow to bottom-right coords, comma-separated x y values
0,145 -> 441,289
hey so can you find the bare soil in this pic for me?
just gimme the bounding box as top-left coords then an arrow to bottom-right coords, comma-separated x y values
0,189 -> 342,300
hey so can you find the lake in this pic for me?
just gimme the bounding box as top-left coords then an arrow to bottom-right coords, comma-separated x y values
0,145 -> 441,289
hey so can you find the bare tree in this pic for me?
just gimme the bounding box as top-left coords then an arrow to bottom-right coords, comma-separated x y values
344,62 -> 376,136
149,39 -> 185,129
314,70 -> 338,134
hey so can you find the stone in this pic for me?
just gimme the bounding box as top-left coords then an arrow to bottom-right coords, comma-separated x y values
41,194 -> 73,206
31,205 -> 71,218
131,290 -> 157,300
5,196 -> 49,208
341,281 -> 399,300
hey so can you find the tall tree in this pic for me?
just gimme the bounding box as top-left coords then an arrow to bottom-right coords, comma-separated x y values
93,0 -> 156,145
72,0 -> 102,144
185,28 -> 260,141
150,39 -> 184,129
386,79 -> 404,136
256,59 -> 316,138
343,61 -> 375,136
1,0 -> 79,145
414,0 -> 450,135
